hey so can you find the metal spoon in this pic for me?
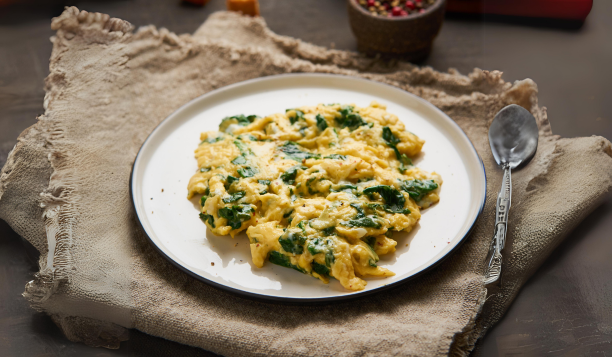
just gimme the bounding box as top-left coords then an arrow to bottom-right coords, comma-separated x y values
484,104 -> 539,285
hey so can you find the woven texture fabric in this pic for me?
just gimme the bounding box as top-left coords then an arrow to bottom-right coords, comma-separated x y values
1,7 -> 611,356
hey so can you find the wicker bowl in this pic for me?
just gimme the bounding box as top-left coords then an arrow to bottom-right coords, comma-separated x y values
347,0 -> 446,61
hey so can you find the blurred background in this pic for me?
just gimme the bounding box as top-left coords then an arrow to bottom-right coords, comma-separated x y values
1,1 -> 611,356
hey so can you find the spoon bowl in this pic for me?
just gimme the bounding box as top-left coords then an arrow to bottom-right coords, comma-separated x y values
489,104 -> 539,169
484,104 -> 539,285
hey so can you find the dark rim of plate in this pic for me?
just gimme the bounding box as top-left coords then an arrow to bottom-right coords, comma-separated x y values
130,73 -> 487,305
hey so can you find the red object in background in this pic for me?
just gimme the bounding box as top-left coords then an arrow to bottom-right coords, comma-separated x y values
446,0 -> 593,21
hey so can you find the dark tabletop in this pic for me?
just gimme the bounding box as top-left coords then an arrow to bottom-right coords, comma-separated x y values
1,0 -> 611,356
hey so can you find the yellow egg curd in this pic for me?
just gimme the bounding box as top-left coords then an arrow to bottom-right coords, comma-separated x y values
187,102 -> 442,291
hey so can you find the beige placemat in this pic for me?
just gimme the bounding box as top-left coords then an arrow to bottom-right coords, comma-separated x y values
1,7 -> 611,356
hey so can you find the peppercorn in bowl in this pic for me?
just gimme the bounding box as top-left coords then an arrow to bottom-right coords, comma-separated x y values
347,0 -> 446,60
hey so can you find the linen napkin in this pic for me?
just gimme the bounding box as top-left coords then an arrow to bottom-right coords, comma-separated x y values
1,7 -> 611,356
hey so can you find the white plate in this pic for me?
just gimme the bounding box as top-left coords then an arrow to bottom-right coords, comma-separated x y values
131,74 -> 486,302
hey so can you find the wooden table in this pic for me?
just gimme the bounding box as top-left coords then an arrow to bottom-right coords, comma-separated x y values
1,1 -> 611,355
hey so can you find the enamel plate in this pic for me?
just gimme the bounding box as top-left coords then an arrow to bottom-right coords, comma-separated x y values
131,74 -> 486,303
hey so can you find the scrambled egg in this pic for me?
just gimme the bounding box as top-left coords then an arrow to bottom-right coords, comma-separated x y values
187,102 -> 442,291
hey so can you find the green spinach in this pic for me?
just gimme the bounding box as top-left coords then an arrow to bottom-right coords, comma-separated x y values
218,204 -> 254,229
342,203 -> 382,228
363,236 -> 376,248
219,114 -> 259,132
201,135 -> 225,144
231,156 -> 247,165
278,231 -> 306,254
336,105 -> 368,131
279,141 -> 321,162
322,227 -> 336,236
269,251 -> 305,273
286,109 -> 305,125
311,262 -> 330,276
224,175 -> 239,190
237,166 -> 258,178
280,165 -> 307,185
324,154 -> 347,160
307,238 -> 335,267
400,179 -> 439,201
222,191 -> 245,203
363,185 -> 410,214
382,126 -> 413,173
199,213 -> 215,228
316,114 -> 328,131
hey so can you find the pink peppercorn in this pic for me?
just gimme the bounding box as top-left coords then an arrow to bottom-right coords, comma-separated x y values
419,8 -> 425,13
367,0 -> 375,7
400,10 -> 408,16
391,6 -> 402,16
405,1 -> 415,10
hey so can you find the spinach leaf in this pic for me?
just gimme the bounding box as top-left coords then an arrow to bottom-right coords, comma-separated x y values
279,141 -> 321,162
307,238 -> 335,267
222,191 -> 246,203
400,179 -> 439,202
336,105 -> 367,131
283,209 -> 294,219
382,126 -> 400,146
350,202 -> 366,216
324,154 -> 347,160
382,127 -> 413,173
312,262 -> 330,276
200,196 -> 208,207
224,175 -> 239,190
322,227 -> 336,236
218,204 -> 254,229
286,109 -> 305,125
368,259 -> 378,268
330,184 -> 357,193
316,114 -> 328,131
363,185 -> 409,214
258,179 -> 271,185
296,220 -> 307,234
201,135 -> 225,144
343,203 -> 382,228
239,134 -> 258,141
232,140 -> 257,177
306,177 -> 319,195
307,238 -> 328,255
363,236 -> 376,248
199,213 -> 215,228
278,231 -> 306,254
280,165 -> 307,185
219,114 -> 259,132
290,188 -> 297,203
237,166 -> 258,178
269,251 -> 305,273
199,167 -> 211,173
231,156 -> 247,165
343,216 -> 382,228
233,140 -> 251,156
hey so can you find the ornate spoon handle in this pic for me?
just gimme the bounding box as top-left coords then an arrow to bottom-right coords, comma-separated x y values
484,165 -> 511,285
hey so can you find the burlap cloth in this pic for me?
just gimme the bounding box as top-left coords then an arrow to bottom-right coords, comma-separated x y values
1,7 -> 611,356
